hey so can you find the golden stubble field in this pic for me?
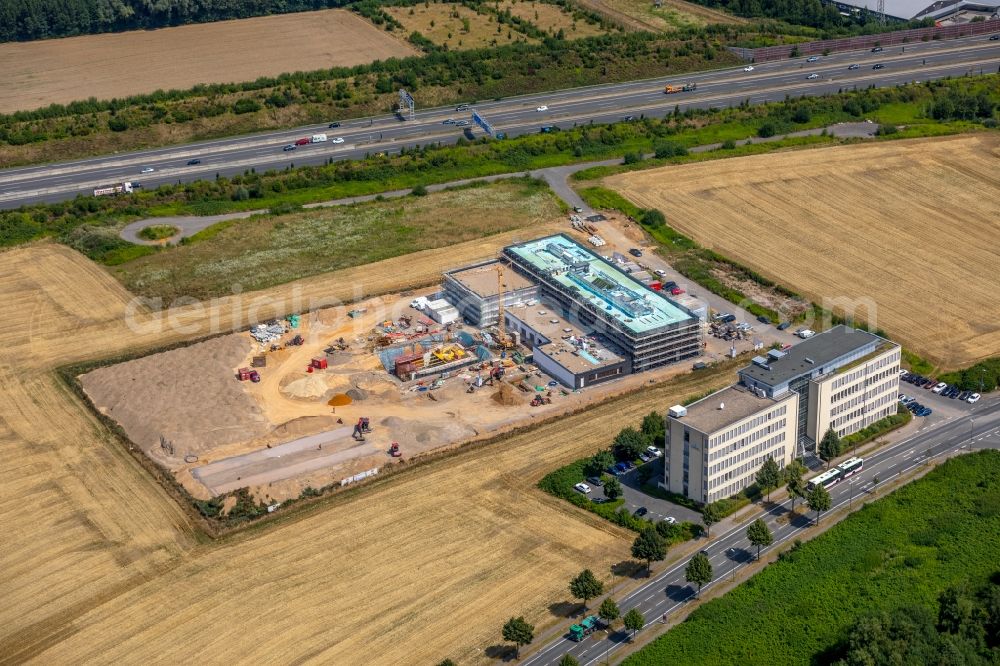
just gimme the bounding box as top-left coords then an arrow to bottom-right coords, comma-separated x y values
0,227 -> 732,663
0,10 -> 417,113
606,134 -> 1000,371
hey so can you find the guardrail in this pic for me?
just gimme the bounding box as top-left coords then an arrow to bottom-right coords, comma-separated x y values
729,18 -> 1000,62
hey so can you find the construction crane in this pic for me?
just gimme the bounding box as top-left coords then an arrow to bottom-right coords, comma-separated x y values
495,261 -> 513,349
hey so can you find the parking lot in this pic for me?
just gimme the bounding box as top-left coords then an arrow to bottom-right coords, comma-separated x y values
583,456 -> 703,526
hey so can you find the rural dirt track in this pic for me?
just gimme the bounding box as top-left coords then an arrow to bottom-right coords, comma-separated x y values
606,134 -> 1000,371
0,223 -> 734,664
0,10 -> 417,113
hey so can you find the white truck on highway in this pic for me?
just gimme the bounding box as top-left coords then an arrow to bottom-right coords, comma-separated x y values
311,133 -> 328,143
93,182 -> 133,197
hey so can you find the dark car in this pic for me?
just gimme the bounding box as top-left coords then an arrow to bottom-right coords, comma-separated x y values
871,46 -> 883,52
328,122 -> 341,128
623,115 -> 636,122
720,314 -> 737,323
629,248 -> 643,257
848,63 -> 860,70
592,497 -> 609,504
990,34 -> 999,40
132,182 -> 142,188
634,507 -> 648,517
873,63 -> 885,70
186,158 -> 201,165
586,476 -> 605,487
663,281 -> 678,291
777,321 -> 791,330
693,361 -> 708,370
959,391 -> 971,401
757,315 -> 771,324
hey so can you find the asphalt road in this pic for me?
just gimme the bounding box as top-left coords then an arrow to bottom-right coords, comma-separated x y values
1,35 -> 997,208
522,394 -> 1000,666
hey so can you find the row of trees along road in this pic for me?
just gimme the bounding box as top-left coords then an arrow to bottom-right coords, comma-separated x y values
492,443 -> 849,661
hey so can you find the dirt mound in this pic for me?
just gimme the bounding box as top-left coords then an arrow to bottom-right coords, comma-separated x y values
492,382 -> 524,406
351,371 -> 395,391
272,415 -> 339,438
346,387 -> 368,401
281,374 -> 331,400
328,394 -> 353,406
380,416 -> 406,428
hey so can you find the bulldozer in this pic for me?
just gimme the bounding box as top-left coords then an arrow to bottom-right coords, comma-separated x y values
352,417 -> 372,441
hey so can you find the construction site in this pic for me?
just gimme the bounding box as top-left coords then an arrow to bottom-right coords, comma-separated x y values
79,233 -> 706,501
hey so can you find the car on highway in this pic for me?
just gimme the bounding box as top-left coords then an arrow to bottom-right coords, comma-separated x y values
806,56 -> 820,62
140,167 -> 155,173
456,103 -> 470,111
991,34 -> 1000,41
968,393 -> 981,404
442,118 -> 456,125
633,507 -> 648,517
743,65 -> 755,72
574,482 -> 592,494
328,122 -> 341,128
806,73 -> 820,79
848,63 -> 861,70
186,159 -> 201,165
331,137 -> 345,144
283,144 -> 296,151
871,46 -> 883,52
873,63 -> 885,70
536,105 -> 548,112
455,120 -> 470,126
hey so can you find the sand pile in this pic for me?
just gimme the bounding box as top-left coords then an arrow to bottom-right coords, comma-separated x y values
492,382 -> 523,406
281,374 -> 331,400
80,334 -> 269,461
328,394 -> 353,406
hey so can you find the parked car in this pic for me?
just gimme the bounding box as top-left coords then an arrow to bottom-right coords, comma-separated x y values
777,321 -> 791,330
629,248 -> 643,257
646,446 -> 662,457
663,516 -> 677,524
797,329 -> 816,339
958,391 -> 971,401
918,407 -> 933,417
968,393 -> 981,404
848,63 -> 861,70
634,507 -> 648,517
806,73 -> 820,80
655,269 -> 667,277
922,378 -> 937,389
898,394 -> 909,403
932,382 -> 948,394
757,315 -> 771,324
721,314 -> 737,324
592,497 -> 609,504
186,158 -> 201,165
574,483 -> 592,494
663,281 -> 678,291
639,453 -> 652,462
586,476 -> 605,487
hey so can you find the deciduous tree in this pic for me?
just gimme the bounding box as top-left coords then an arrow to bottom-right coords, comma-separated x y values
685,552 -> 713,598
755,457 -> 782,501
623,608 -> 645,641
701,501 -> 722,537
598,597 -> 620,627
807,484 -> 832,525
502,616 -> 534,658
631,528 -> 667,576
569,569 -> 604,612
820,427 -> 842,465
746,518 -> 773,560
603,476 -> 623,501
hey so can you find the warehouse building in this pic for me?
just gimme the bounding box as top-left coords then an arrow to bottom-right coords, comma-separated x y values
738,325 -> 900,451
501,235 -> 702,373
664,386 -> 799,504
828,0 -> 998,21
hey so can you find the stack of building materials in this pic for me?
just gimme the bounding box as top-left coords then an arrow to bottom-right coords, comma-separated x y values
673,294 -> 707,322
250,321 -> 286,344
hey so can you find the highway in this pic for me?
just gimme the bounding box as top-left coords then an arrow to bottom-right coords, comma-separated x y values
522,395 -> 1000,666
1,35 -> 997,208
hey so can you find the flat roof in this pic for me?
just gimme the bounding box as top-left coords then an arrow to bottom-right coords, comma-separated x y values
447,261 -> 535,299
675,385 -> 792,434
505,235 -> 693,335
739,325 -> 888,387
507,303 -> 624,374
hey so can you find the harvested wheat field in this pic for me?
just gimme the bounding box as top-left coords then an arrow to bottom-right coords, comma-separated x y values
606,134 -> 1000,370
387,3 -> 538,49
0,226 -> 726,664
0,10 -> 417,113
574,0 -> 742,31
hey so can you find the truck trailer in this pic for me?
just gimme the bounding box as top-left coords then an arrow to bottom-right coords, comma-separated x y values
664,82 -> 697,94
311,133 -> 328,143
93,182 -> 133,197
568,615 -> 602,642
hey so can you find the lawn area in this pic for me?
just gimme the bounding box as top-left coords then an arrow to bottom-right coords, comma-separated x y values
112,178 -> 560,301
623,450 -> 1000,666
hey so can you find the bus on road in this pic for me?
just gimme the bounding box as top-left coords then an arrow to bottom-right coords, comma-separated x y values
837,457 -> 864,478
807,468 -> 842,491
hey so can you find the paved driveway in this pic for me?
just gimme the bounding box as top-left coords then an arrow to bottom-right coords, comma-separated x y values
589,457 -> 703,525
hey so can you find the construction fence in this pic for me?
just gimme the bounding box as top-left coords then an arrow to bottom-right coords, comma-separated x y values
728,18 -> 1000,62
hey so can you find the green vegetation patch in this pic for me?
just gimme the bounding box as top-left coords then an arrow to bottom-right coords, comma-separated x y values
136,224 -> 179,241
623,450 -> 1000,666
112,178 -> 560,301
938,357 -> 1000,393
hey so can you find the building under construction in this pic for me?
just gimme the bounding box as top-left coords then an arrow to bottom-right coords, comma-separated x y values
442,234 -> 702,388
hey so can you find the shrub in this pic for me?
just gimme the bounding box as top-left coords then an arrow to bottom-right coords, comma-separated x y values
639,209 -> 666,227
411,184 -> 429,196
757,123 -> 776,138
721,139 -> 737,149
